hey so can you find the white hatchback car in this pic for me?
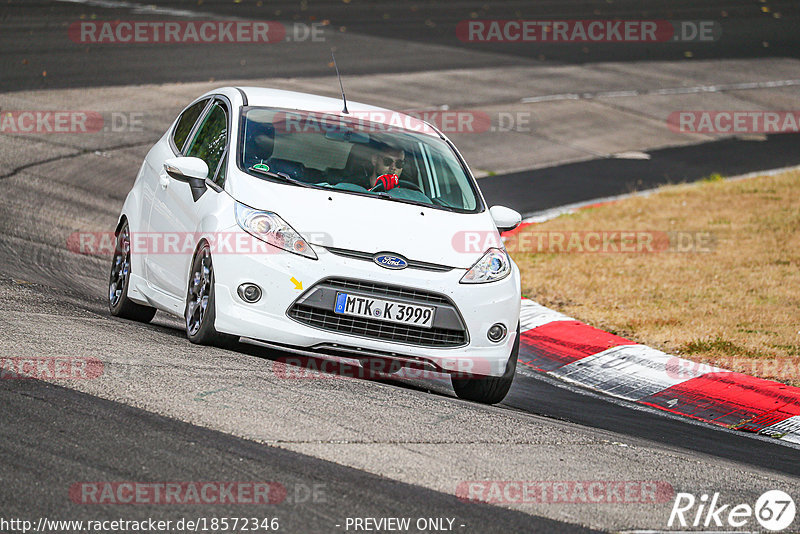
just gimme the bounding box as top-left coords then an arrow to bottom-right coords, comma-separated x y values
110,87 -> 522,404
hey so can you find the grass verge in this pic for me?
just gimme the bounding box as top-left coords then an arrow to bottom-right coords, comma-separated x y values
509,169 -> 800,386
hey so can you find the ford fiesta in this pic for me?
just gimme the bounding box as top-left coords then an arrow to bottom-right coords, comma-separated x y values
109,87 -> 522,404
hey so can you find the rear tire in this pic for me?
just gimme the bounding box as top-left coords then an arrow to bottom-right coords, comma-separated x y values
108,221 -> 157,323
184,243 -> 238,348
451,324 -> 519,405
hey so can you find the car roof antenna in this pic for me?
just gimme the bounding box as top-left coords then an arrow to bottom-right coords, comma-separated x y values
331,50 -> 349,115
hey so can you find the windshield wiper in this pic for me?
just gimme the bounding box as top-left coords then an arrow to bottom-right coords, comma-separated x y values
248,166 -> 308,188
369,191 -> 448,211
431,197 -> 458,212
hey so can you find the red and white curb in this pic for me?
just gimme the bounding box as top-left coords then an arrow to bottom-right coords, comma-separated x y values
517,299 -> 800,444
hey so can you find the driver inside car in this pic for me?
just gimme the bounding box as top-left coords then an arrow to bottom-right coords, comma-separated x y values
367,142 -> 405,191
333,141 -> 406,191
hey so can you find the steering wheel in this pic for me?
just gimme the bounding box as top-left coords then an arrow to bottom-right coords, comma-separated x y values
397,180 -> 424,193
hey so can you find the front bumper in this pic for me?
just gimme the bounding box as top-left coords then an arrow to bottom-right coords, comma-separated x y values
212,241 -> 521,377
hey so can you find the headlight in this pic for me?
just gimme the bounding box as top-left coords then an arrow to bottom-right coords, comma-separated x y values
460,248 -> 510,284
235,202 -> 317,260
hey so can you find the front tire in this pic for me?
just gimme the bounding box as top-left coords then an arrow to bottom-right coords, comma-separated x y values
184,243 -> 237,347
109,221 -> 157,323
451,324 -> 519,405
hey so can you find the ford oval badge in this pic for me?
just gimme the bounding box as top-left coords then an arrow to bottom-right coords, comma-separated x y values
373,253 -> 408,270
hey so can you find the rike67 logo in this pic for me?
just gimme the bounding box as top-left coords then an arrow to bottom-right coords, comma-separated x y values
669,490 -> 796,531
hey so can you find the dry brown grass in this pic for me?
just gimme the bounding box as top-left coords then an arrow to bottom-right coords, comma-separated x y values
510,170 -> 800,385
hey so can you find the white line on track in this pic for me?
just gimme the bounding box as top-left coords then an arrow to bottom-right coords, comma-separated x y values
515,364 -> 800,451
760,416 -> 800,444
552,345 -> 727,402
54,0 -> 216,18
521,79 -> 800,103
518,163 -> 800,222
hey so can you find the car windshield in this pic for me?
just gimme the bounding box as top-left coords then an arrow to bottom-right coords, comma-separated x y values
238,107 -> 481,212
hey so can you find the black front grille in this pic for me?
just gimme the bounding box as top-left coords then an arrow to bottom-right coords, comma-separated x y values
288,304 -> 467,347
325,247 -> 453,272
322,278 -> 451,306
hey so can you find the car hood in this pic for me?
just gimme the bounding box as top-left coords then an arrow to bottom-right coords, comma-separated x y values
228,172 -> 499,270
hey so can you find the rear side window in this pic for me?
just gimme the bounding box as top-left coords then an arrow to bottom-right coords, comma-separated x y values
172,98 -> 209,152
185,102 -> 228,180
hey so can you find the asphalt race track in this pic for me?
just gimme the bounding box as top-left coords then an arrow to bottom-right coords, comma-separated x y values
3,0 -> 799,91
1,378 -> 581,533
1,1 -> 799,533
480,133 -> 800,216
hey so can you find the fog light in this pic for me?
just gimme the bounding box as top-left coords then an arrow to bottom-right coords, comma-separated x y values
237,283 -> 262,303
487,323 -> 507,343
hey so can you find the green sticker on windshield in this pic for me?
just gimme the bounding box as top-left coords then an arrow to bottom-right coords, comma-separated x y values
253,163 -> 270,172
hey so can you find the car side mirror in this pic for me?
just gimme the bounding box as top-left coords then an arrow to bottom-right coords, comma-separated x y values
490,205 -> 522,233
164,157 -> 208,202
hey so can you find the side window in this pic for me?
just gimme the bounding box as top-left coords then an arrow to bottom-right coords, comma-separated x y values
184,102 -> 228,182
172,98 -> 209,152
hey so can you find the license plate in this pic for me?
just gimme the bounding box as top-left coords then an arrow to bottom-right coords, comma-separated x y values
334,292 -> 435,328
